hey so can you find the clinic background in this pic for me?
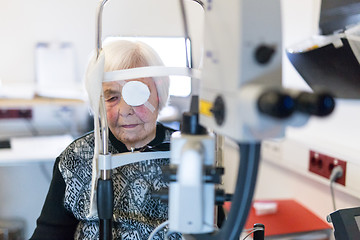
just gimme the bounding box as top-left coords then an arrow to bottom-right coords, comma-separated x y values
0,0 -> 359,239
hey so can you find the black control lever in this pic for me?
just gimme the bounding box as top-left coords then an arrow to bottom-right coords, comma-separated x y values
295,91 -> 335,117
258,89 -> 335,118
257,90 -> 295,118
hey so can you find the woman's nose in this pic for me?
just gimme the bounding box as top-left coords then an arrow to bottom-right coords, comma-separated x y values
118,97 -> 134,116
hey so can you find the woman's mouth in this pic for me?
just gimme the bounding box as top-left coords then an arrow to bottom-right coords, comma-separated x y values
121,124 -> 139,129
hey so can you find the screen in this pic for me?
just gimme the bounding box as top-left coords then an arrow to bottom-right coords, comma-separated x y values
320,0 -> 360,34
330,207 -> 360,240
355,215 -> 360,231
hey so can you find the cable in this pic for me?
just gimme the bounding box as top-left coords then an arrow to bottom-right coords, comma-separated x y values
241,226 -> 264,240
185,142 -> 261,240
242,230 -> 257,240
330,181 -> 336,211
329,165 -> 343,211
165,230 -> 184,240
147,220 -> 169,240
165,231 -> 176,240
225,143 -> 261,240
190,0 -> 204,8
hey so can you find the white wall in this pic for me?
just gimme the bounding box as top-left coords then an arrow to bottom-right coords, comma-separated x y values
0,0 -> 93,84
0,0 -> 204,84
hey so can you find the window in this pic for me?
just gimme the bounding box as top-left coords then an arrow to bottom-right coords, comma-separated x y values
104,36 -> 191,97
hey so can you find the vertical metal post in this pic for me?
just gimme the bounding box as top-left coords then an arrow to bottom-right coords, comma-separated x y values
253,223 -> 265,240
96,1 -> 113,240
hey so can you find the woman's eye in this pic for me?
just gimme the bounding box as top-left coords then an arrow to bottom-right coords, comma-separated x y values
106,96 -> 119,102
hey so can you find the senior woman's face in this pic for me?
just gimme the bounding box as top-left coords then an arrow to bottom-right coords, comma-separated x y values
103,77 -> 159,150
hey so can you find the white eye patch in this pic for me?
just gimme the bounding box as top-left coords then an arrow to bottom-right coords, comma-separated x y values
122,81 -> 149,106
121,81 -> 155,112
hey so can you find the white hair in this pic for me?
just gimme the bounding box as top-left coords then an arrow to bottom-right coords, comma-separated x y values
102,40 -> 170,111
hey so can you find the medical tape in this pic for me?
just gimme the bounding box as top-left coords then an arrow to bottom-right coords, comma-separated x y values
103,66 -> 201,82
97,151 -> 171,170
144,101 -> 155,113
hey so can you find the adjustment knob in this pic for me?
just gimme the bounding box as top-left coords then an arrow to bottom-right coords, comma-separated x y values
296,92 -> 335,116
210,96 -> 226,126
215,189 -> 233,205
255,45 -> 276,64
257,90 -> 295,118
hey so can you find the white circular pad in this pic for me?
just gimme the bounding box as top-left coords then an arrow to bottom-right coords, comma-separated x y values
122,81 -> 150,106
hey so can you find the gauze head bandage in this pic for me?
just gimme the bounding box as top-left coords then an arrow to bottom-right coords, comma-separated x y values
120,80 -> 156,112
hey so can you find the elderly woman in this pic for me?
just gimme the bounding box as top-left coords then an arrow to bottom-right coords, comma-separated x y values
31,40 -> 180,240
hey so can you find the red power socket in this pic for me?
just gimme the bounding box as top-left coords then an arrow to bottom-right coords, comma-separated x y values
309,150 -> 347,186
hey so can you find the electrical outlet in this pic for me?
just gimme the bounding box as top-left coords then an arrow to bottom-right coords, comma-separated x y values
0,109 -> 32,119
309,150 -> 347,186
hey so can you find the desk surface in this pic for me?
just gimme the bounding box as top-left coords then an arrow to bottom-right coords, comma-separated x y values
0,96 -> 85,108
248,199 -> 331,237
225,199 -> 332,238
0,135 -> 74,165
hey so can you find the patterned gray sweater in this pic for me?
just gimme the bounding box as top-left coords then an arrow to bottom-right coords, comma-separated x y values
31,123 -> 181,240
